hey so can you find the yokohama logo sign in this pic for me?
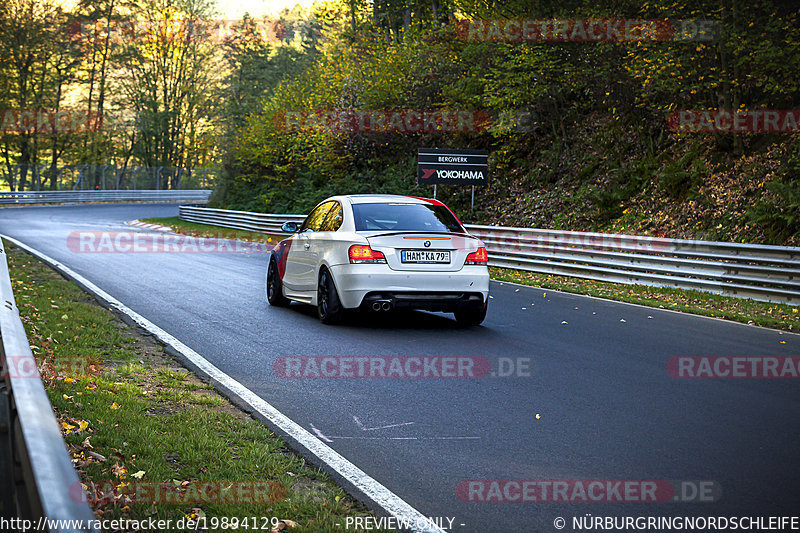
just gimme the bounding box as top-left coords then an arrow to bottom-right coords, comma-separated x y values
417,148 -> 489,186
420,169 -> 486,182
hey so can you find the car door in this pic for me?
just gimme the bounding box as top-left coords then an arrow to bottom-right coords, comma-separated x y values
291,201 -> 335,294
312,200 -> 344,273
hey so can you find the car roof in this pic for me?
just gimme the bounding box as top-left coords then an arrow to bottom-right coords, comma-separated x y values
342,194 -> 436,205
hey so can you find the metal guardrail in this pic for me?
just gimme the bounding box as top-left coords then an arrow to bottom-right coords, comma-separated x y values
180,206 -> 305,235
178,205 -> 800,304
0,190 -> 211,205
0,240 -> 98,531
2,164 -> 214,192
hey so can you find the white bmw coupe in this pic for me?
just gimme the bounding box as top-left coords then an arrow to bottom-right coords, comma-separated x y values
266,194 -> 490,325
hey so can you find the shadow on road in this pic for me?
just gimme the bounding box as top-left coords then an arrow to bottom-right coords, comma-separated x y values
281,303 -> 494,332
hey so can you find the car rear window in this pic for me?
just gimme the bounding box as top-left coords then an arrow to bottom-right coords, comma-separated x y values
351,202 -> 463,233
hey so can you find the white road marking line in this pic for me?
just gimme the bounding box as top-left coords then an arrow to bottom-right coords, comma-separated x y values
353,415 -> 415,431
326,436 -> 481,441
2,234 -> 446,533
310,423 -> 333,443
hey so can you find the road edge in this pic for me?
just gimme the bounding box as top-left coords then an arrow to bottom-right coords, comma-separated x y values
489,278 -> 800,337
1,233 -> 445,533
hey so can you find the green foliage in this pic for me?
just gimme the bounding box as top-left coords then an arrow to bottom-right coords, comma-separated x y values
746,140 -> 800,243
201,0 -> 800,243
747,179 -> 800,244
212,158 -> 417,214
657,147 -> 705,199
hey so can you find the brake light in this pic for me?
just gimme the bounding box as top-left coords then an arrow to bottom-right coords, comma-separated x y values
465,247 -> 488,265
349,245 -> 387,264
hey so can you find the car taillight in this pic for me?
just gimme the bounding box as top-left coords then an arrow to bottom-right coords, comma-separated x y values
465,247 -> 488,265
349,245 -> 387,264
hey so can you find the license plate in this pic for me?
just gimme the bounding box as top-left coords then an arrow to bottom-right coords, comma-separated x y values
400,250 -> 451,264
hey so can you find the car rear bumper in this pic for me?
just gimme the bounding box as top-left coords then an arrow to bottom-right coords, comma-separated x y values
329,264 -> 490,310
361,291 -> 485,312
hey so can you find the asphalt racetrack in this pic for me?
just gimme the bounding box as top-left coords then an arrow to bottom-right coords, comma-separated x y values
2,203 -> 798,532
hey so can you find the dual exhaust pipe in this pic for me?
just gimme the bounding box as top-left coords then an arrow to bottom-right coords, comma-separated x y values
371,300 -> 393,312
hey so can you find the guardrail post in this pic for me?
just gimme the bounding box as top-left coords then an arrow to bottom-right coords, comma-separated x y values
0,381 -> 15,517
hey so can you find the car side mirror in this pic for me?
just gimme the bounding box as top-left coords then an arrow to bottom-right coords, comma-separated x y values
281,221 -> 300,233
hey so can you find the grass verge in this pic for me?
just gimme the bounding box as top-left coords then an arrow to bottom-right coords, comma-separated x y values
139,216 -> 798,331
6,241 -> 391,532
139,217 -> 279,245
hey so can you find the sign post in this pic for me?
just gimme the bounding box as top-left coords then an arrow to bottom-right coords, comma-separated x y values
417,148 -> 488,208
471,185 -> 475,212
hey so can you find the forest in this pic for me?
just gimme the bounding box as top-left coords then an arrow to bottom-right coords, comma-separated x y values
2,0 -> 799,243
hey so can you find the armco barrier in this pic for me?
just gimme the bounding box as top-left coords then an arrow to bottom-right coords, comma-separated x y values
178,205 -> 800,304
0,190 -> 211,205
0,239 -> 99,531
179,206 -> 305,235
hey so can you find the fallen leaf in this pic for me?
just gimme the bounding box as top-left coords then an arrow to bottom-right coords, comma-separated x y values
61,314 -> 69,320
271,520 -> 298,532
112,463 -> 127,478
131,471 -> 146,479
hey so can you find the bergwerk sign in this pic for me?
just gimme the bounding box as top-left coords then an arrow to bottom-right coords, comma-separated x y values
417,148 -> 489,186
